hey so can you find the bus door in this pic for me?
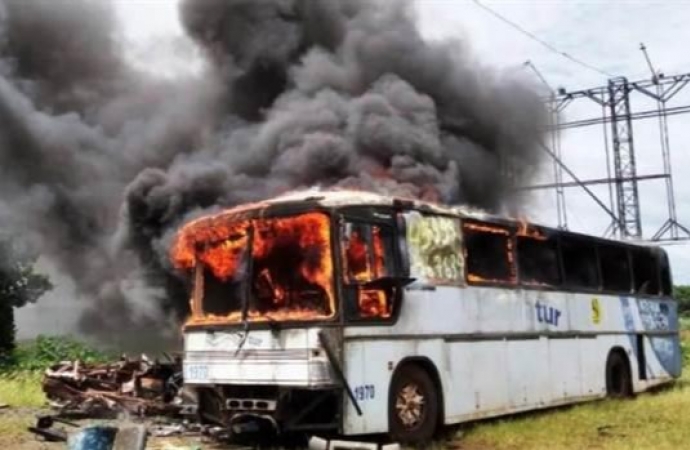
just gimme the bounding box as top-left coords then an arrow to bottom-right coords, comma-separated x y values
338,209 -> 405,322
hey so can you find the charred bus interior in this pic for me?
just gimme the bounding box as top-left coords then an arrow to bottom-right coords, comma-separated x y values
179,210 -> 337,326
174,204 -> 409,329
461,219 -> 673,296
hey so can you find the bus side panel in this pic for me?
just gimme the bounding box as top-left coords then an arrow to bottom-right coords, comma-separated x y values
506,338 -> 550,409
444,338 -> 548,423
643,335 -> 682,379
547,338 -> 583,401
444,342 -> 474,422
635,297 -> 682,380
557,334 -> 635,400
341,338 -> 446,436
467,340 -> 510,412
578,336 -> 607,397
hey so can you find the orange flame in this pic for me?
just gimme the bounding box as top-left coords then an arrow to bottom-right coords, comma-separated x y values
172,211 -> 334,325
344,230 -> 371,283
252,212 -> 334,311
517,219 -> 546,240
358,290 -> 388,318
342,225 -> 390,318
464,222 -> 510,235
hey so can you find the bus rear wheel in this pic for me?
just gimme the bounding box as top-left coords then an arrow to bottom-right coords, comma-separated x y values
388,364 -> 439,445
606,350 -> 633,398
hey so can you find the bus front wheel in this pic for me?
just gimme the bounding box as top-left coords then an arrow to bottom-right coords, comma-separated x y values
388,364 -> 439,445
606,350 -> 633,398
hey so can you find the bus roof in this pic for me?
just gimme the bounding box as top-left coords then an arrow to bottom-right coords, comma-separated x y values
176,188 -> 664,253
263,188 -> 494,220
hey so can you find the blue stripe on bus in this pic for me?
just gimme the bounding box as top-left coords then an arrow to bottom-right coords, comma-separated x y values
622,295 -> 682,378
619,296 -> 640,373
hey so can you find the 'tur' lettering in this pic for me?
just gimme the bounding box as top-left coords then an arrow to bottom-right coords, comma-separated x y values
536,301 -> 561,326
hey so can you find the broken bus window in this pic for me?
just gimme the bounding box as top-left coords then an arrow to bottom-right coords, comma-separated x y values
404,213 -> 464,284
199,227 -> 249,317
189,212 -> 335,324
463,220 -> 516,285
560,236 -> 599,290
631,246 -> 660,295
599,243 -> 632,293
516,232 -> 561,286
341,222 -> 395,319
659,249 -> 673,296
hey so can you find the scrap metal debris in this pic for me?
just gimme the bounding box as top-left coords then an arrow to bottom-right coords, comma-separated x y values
27,414 -> 80,442
42,354 -> 187,418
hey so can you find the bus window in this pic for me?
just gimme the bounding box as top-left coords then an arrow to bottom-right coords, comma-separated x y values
659,249 -> 673,296
631,246 -> 660,295
560,236 -> 599,290
516,234 -> 561,287
463,221 -> 516,285
341,222 -> 396,319
343,224 -> 374,283
404,212 -> 463,284
599,243 -> 632,293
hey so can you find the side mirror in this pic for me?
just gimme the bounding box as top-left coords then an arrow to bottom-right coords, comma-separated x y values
362,276 -> 416,290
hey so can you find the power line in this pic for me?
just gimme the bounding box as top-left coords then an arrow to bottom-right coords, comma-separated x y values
471,0 -> 614,78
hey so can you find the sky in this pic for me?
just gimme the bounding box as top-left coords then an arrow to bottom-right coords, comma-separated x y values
15,0 -> 690,337
419,0 -> 690,286
115,0 -> 690,280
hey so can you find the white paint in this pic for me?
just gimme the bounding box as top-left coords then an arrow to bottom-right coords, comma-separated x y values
340,286 -> 680,435
184,328 -> 336,388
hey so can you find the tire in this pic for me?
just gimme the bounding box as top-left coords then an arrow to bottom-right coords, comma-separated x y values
606,350 -> 633,398
388,364 -> 440,445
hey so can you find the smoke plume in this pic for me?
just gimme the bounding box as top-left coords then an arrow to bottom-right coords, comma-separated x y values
0,0 -> 546,347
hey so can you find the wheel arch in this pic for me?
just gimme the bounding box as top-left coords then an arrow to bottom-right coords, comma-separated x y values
606,345 -> 634,396
388,356 -> 445,427
608,345 -> 633,373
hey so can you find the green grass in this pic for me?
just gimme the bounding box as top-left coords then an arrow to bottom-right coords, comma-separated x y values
0,335 -> 111,408
451,318 -> 690,450
8,335 -> 112,372
0,371 -> 44,408
454,382 -> 690,450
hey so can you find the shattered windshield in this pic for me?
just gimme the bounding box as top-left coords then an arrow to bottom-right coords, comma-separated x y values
176,211 -> 335,325
198,222 -> 249,319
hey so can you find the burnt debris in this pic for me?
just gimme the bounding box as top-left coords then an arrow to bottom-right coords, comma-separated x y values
42,355 -> 187,418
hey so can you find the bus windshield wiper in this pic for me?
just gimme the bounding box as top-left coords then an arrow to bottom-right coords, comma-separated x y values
234,319 -> 250,356
235,279 -> 251,356
236,225 -> 253,357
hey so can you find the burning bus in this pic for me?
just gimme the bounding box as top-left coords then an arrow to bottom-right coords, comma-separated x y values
172,190 -> 681,444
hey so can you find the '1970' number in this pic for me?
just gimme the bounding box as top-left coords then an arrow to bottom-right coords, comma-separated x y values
354,384 -> 375,401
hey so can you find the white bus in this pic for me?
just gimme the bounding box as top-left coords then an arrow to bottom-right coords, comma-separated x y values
174,190 -> 681,445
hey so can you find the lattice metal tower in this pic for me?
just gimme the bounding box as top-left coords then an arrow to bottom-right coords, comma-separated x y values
608,77 -> 642,239
522,70 -> 690,243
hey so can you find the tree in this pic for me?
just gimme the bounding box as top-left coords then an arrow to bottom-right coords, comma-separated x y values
675,285 -> 690,317
0,240 -> 52,360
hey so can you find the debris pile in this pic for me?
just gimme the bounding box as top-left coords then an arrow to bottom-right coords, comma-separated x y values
42,355 -> 186,418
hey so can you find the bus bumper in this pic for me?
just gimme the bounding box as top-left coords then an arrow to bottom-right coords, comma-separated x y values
187,384 -> 342,434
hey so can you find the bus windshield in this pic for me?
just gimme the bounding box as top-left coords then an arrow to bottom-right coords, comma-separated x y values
183,212 -> 335,325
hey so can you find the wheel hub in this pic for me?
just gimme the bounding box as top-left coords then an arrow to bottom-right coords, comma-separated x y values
395,383 -> 425,428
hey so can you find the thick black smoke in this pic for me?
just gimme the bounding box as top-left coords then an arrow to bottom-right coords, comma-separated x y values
0,0 -> 546,348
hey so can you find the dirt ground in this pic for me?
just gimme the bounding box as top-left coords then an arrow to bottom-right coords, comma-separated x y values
0,407 -> 240,450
